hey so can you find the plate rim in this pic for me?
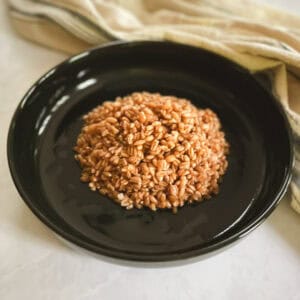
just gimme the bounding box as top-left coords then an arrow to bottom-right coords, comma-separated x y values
7,40 -> 294,262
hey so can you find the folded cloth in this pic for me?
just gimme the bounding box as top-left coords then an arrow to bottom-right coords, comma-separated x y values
7,0 -> 300,214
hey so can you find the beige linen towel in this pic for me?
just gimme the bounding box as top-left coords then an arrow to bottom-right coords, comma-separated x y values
7,0 -> 300,213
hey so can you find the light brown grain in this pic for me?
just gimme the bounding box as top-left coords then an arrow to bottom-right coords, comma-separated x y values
74,92 -> 229,212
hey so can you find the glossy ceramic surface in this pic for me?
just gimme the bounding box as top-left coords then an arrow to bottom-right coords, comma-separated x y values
7,41 -> 293,262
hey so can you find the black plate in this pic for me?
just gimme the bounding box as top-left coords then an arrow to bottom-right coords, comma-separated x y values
7,41 -> 293,262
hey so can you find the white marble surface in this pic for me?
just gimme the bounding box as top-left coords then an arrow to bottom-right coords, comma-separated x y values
1,1 -> 300,299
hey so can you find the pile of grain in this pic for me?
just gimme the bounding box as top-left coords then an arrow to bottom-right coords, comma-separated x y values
74,92 -> 229,212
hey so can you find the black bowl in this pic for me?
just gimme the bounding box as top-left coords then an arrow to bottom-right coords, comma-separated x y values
7,41 -> 293,262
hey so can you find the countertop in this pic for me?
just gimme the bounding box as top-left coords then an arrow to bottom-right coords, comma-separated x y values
1,1 -> 300,299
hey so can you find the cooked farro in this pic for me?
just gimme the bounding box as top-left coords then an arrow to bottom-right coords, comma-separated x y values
74,92 -> 229,212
